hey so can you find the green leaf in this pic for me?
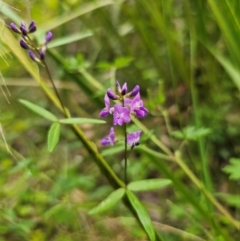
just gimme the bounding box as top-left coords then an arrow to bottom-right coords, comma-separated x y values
48,31 -> 93,49
101,145 -> 125,156
222,158 -> 240,180
48,122 -> 61,152
126,190 -> 155,241
19,99 -> 58,122
113,56 -> 134,68
171,126 -> 211,141
59,118 -> 106,125
127,179 -> 171,192
88,188 -> 125,215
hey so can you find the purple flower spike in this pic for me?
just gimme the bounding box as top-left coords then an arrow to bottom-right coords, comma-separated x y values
129,85 -> 140,97
113,105 -> 131,126
121,82 -> 128,95
20,40 -> 29,49
28,21 -> 37,33
100,94 -> 112,118
127,130 -> 142,149
101,127 -> 116,146
45,31 -> 53,43
20,21 -> 28,35
107,88 -> 118,100
10,23 -> 21,33
28,50 -> 40,63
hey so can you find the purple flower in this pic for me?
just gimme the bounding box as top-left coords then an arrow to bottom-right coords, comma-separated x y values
113,105 -> 131,126
130,93 -> 148,118
100,94 -> 112,118
28,21 -> 37,33
101,127 -> 116,146
45,31 -> 53,43
28,51 -> 40,63
115,81 -> 128,95
20,40 -> 29,49
121,83 -> 128,95
127,130 -> 142,149
107,88 -> 118,100
10,23 -> 21,33
129,85 -> 140,97
20,21 -> 28,35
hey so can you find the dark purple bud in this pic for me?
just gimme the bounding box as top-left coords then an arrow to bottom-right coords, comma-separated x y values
20,21 -> 28,35
20,40 -> 29,49
116,81 -> 121,94
121,83 -> 128,95
45,31 -> 53,43
28,50 -> 40,63
39,46 -> 46,60
10,23 -> 21,33
107,88 -> 118,100
28,21 -> 37,33
129,85 -> 140,97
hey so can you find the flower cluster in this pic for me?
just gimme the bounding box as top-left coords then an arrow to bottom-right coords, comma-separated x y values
100,81 -> 148,149
10,21 -> 53,63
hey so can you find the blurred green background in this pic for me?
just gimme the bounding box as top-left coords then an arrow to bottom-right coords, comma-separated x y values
0,0 -> 240,240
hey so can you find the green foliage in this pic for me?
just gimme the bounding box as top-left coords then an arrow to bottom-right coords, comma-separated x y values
171,126 -> 212,141
88,188 -> 125,215
127,179 -> 172,192
59,117 -> 106,124
126,190 -> 156,241
47,122 -> 61,152
1,0 -> 240,240
19,99 -> 58,122
222,158 -> 240,180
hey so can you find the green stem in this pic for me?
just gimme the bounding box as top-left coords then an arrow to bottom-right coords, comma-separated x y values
124,122 -> 128,184
122,98 -> 128,184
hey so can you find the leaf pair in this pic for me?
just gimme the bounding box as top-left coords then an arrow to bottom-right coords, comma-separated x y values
19,99 -> 106,152
88,179 -> 172,241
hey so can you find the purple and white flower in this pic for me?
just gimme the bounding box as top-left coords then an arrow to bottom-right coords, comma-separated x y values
113,105 -> 131,126
101,127 -> 116,146
130,93 -> 148,118
99,94 -> 113,118
127,131 -> 142,149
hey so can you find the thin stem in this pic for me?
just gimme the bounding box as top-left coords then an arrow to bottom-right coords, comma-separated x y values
42,59 -> 68,117
25,35 -> 67,117
124,122 -> 128,184
122,98 -> 128,184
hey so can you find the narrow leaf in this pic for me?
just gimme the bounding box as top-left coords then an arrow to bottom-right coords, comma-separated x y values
88,188 -> 125,215
48,31 -> 93,49
127,179 -> 171,192
126,190 -> 155,241
48,122 -> 61,152
59,118 -> 106,125
19,99 -> 58,121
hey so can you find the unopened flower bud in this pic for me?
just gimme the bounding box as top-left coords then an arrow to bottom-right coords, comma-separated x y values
20,40 -> 29,49
10,23 -> 21,33
107,89 -> 118,100
28,21 -> 37,33
39,46 -> 47,60
121,83 -> 128,95
45,31 -> 53,43
116,81 -> 121,94
129,85 -> 140,97
20,21 -> 28,35
28,50 -> 41,63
